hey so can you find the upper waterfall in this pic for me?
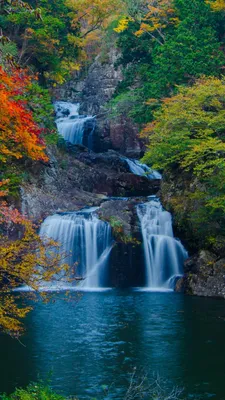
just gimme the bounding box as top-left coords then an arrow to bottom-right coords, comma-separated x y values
137,197 -> 188,291
40,207 -> 112,289
54,101 -> 96,148
123,158 -> 162,180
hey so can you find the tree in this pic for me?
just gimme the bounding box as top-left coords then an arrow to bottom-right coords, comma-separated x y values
1,0 -> 81,84
115,0 -> 178,45
0,67 -> 48,163
142,77 -> 225,246
112,0 -> 225,124
206,0 -> 225,10
0,192 -> 68,336
66,0 -> 124,59
67,0 -> 123,37
0,67 -> 69,336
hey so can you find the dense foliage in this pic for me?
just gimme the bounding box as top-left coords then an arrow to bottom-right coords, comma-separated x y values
112,0 -> 225,124
142,78 -> 225,248
0,0 -> 81,84
0,0 -> 123,84
0,67 -> 52,197
0,67 -> 47,164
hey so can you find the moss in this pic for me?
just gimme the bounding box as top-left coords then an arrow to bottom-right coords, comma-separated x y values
101,216 -> 140,245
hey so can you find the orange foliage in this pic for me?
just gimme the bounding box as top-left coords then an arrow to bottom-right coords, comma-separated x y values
0,67 -> 48,163
0,188 -> 69,336
206,0 -> 225,11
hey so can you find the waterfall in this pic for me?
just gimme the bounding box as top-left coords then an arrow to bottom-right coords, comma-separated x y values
137,197 -> 188,291
54,101 -> 96,147
40,208 -> 112,289
124,158 -> 162,180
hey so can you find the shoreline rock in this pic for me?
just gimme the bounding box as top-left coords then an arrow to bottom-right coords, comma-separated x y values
175,250 -> 225,299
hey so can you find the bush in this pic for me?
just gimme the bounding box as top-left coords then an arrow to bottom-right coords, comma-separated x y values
0,383 -> 66,400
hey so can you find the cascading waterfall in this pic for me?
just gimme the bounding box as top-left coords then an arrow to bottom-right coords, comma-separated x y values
54,101 -> 96,147
137,197 -> 188,291
40,207 -> 112,289
124,158 -> 162,180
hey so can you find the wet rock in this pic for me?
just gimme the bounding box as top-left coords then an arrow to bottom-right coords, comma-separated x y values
175,277 -> 186,293
177,250 -> 225,299
109,242 -> 145,288
53,48 -> 144,157
97,198 -> 145,288
21,147 -> 159,222
97,198 -> 143,237
184,250 -> 216,274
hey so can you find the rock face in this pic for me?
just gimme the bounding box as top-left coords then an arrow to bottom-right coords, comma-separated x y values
21,149 -> 151,288
98,199 -> 145,287
98,198 -> 144,237
21,146 -> 160,222
53,49 -> 143,157
161,171 -> 225,299
175,250 -> 225,299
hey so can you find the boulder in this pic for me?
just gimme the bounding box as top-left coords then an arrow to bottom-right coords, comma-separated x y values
177,250 -> 225,299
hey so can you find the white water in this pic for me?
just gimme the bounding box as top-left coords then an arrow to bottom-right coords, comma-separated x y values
137,197 -> 188,290
124,158 -> 162,180
39,208 -> 112,289
54,101 -> 95,146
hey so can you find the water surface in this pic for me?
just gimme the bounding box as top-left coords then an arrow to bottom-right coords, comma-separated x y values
0,291 -> 225,399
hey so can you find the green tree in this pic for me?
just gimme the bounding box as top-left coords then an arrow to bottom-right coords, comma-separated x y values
1,0 -> 81,84
142,77 -> 225,247
112,0 -> 225,124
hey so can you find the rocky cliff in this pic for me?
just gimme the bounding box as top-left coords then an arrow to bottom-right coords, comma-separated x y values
176,251 -> 225,299
161,173 -> 225,299
53,49 -> 143,157
21,146 -> 160,222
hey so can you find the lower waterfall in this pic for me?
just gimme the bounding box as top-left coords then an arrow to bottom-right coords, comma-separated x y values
54,101 -> 96,147
124,158 -> 162,180
40,208 -> 112,289
137,197 -> 188,290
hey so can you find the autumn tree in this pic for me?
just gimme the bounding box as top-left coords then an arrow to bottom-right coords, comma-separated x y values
1,0 -> 81,83
115,0 -> 178,45
206,0 -> 225,10
0,192 -> 68,336
0,67 -> 48,164
0,67 -> 69,336
142,77 -> 225,247
66,0 -> 124,58
111,0 -> 224,124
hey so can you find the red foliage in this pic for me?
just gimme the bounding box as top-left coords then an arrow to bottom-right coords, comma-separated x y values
0,67 -> 48,163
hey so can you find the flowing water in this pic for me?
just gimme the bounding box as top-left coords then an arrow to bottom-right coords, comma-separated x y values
1,102 -> 221,400
137,197 -> 188,290
54,101 -> 96,147
40,208 -> 112,289
123,158 -> 162,180
0,291 -> 225,400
